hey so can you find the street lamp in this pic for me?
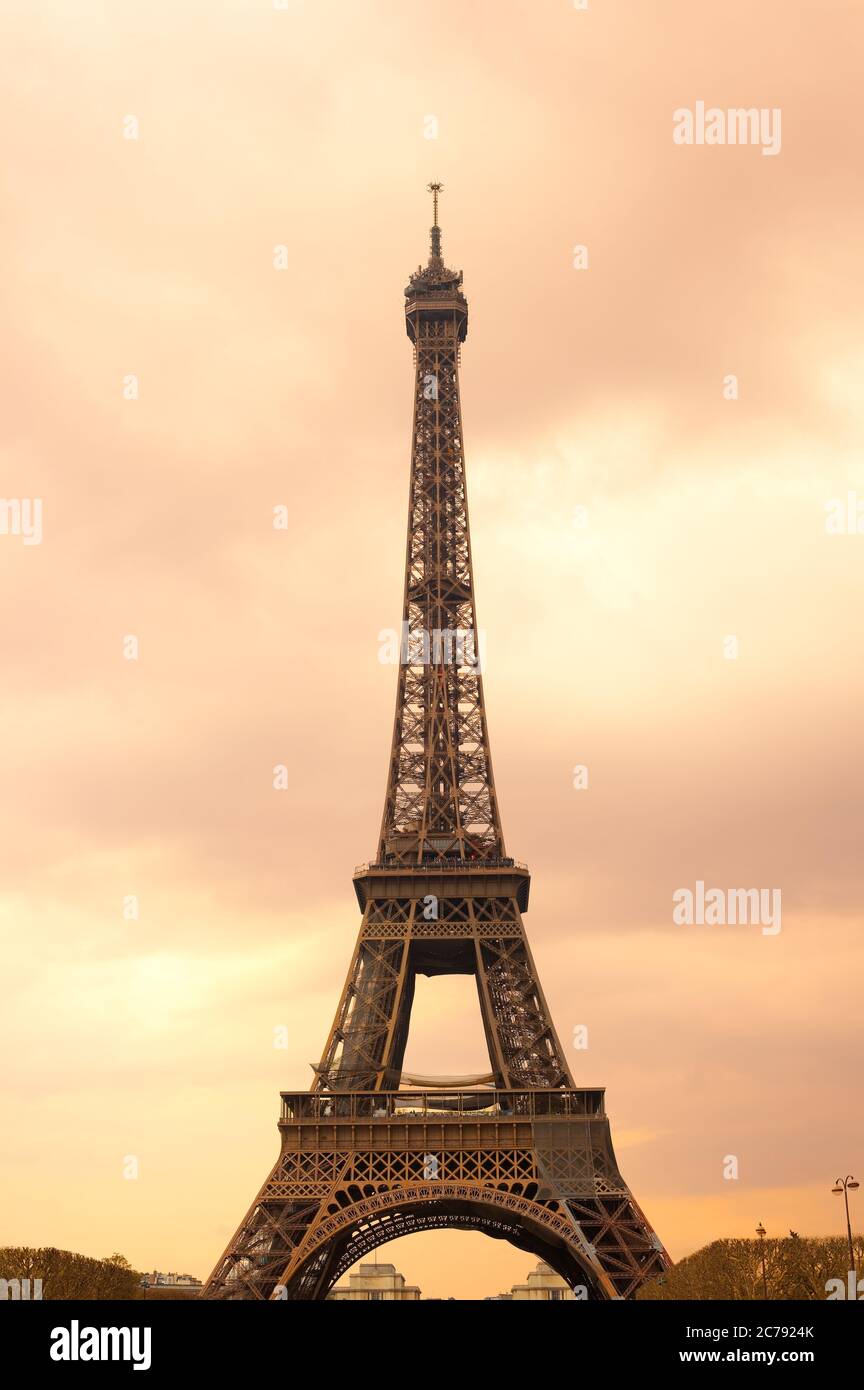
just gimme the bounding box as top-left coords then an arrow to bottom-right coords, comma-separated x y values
755,1223 -> 768,1299
831,1176 -> 859,1276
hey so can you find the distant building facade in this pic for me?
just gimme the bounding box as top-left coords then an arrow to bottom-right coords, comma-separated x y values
329,1262 -> 421,1301
141,1271 -> 202,1290
488,1261 -> 575,1301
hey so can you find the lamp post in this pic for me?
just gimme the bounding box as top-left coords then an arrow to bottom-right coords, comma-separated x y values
831,1176 -> 859,1277
755,1223 -> 768,1299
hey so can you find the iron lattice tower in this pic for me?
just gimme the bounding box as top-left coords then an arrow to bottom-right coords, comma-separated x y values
202,187 -> 669,1300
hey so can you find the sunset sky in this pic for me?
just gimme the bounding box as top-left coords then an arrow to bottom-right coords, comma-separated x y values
1,0 -> 862,1299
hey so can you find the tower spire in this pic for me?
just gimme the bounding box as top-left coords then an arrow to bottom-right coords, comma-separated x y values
427,180 -> 443,260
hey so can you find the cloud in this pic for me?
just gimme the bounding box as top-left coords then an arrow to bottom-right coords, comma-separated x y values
1,0 -> 862,1294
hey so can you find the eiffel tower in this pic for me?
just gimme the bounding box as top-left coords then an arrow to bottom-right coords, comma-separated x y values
202,185 -> 669,1301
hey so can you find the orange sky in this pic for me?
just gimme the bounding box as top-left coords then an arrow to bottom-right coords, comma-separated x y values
1,0 -> 862,1299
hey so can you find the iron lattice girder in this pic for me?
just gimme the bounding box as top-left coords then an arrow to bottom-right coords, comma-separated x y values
380,317 -> 501,865
313,892 -> 571,1093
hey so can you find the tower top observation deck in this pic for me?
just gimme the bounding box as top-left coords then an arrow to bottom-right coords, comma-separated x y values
405,182 -> 467,343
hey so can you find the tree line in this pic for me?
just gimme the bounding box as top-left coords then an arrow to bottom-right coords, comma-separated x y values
0,1248 -> 196,1299
637,1234 -> 864,1300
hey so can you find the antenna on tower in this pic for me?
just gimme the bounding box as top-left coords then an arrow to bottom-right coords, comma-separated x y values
427,181 -> 443,259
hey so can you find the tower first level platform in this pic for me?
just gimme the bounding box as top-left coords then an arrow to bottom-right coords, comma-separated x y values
204,1088 -> 666,1300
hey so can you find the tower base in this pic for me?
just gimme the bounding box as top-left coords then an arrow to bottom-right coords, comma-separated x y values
201,1088 -> 668,1300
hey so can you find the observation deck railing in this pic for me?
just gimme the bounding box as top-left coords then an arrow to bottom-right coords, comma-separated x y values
280,1088 -> 605,1124
353,857 -> 528,876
